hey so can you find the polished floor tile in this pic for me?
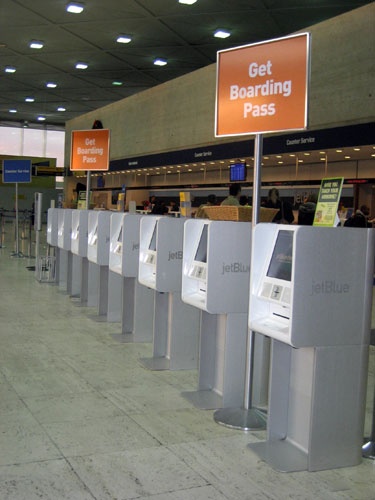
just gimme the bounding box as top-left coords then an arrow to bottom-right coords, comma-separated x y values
0,233 -> 374,499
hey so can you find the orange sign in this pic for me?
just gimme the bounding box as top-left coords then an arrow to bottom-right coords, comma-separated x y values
70,129 -> 110,171
215,33 -> 310,137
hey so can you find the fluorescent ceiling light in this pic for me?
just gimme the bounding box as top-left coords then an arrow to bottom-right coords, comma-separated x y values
178,0 -> 197,4
9,109 -> 17,113
75,62 -> 88,69
66,2 -> 84,13
57,107 -> 66,112
25,97 -> 35,102
154,58 -> 167,66
30,40 -> 44,49
214,29 -> 231,39
46,82 -> 57,88
37,116 -> 46,121
116,35 -> 132,44
5,66 -> 16,73
112,81 -> 123,86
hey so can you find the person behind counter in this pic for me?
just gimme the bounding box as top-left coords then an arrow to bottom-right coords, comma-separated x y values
344,205 -> 373,228
264,188 -> 294,224
298,193 -> 317,225
221,184 -> 241,206
194,194 -> 217,219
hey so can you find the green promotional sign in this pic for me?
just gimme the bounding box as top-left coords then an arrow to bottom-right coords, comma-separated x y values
313,177 -> 344,227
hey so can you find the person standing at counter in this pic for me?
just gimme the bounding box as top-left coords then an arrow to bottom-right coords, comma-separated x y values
264,188 -> 294,224
221,184 -> 241,206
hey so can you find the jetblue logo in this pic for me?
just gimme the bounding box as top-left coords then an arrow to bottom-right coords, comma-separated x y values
310,280 -> 350,296
221,262 -> 250,274
168,250 -> 183,261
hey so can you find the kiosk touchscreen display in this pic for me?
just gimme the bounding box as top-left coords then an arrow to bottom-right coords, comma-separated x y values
266,230 -> 293,282
148,224 -> 157,251
117,227 -> 123,243
194,224 -> 208,263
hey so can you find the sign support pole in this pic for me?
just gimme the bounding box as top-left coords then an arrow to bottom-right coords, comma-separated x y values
213,133 -> 267,430
11,182 -> 24,258
86,171 -> 91,210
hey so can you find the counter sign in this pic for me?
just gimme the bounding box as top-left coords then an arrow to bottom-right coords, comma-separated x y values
70,129 -> 110,171
215,33 -> 310,137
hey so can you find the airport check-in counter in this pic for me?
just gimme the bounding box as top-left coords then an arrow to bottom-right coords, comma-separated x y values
139,216 -> 200,370
70,209 -> 89,302
248,224 -> 375,472
57,208 -> 73,290
109,213 -> 154,341
181,219 -> 268,409
47,208 -> 59,248
87,210 -> 111,317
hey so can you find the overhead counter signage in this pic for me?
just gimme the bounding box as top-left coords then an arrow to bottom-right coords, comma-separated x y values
70,129 -> 110,171
215,32 -> 310,137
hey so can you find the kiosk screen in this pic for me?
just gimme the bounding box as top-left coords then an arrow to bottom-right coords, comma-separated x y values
149,224 -> 157,251
194,224 -> 208,263
267,230 -> 293,282
117,227 -> 123,243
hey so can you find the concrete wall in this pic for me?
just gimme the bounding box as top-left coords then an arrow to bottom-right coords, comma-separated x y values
65,4 -> 374,167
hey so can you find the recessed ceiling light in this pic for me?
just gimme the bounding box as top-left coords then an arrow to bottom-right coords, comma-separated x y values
304,152 -> 310,156
25,97 -> 35,102
75,62 -> 88,69
278,161 -> 283,164
66,2 -> 84,14
263,156 -> 269,160
371,154 -> 375,157
29,40 -> 44,49
345,156 -> 351,159
276,155 -> 282,158
112,81 -> 123,86
188,168 -> 192,172
154,58 -> 167,66
57,107 -> 66,112
289,154 -> 296,157
353,148 -> 360,151
319,151 -> 326,154
46,82 -> 57,88
320,158 -> 326,161
336,149 -> 343,153
37,116 -> 46,121
178,0 -> 197,4
214,29 -> 231,39
298,159 -> 303,163
5,66 -> 16,73
9,109 -> 17,113
116,35 -> 132,44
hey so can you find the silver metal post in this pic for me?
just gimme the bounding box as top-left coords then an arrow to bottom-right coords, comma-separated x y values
11,183 -> 24,257
86,171 -> 91,210
0,211 -> 4,248
213,134 -> 267,430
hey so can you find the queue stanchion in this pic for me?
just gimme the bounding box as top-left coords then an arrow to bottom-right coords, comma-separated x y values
0,210 -> 4,248
11,182 -> 25,258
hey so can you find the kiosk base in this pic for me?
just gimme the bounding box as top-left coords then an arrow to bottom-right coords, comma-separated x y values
214,407 -> 267,431
181,389 -> 223,410
362,440 -> 375,459
248,440 -> 308,473
139,356 -> 170,371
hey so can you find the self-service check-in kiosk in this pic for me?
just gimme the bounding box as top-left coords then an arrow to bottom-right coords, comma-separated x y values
181,219 -> 267,409
139,216 -> 200,370
57,209 -> 73,290
248,224 -> 375,472
70,209 -> 89,303
47,208 -> 59,282
109,213 -> 154,341
87,210 -> 111,317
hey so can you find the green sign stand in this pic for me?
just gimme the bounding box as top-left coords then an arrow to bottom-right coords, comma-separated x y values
313,177 -> 344,227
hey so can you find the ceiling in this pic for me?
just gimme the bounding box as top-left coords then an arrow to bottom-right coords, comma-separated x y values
0,0 -> 372,128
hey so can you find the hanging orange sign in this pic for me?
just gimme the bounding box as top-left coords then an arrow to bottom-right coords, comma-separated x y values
215,33 -> 310,137
70,129 -> 110,171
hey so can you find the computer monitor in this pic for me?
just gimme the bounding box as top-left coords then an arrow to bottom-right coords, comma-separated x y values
230,162 -> 247,182
114,226 -> 123,255
148,224 -> 157,251
88,224 -> 98,246
188,223 -> 208,283
258,229 -> 294,309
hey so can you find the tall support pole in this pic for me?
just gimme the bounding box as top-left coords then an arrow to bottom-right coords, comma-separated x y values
86,171 -> 91,210
214,134 -> 267,430
11,183 -> 24,257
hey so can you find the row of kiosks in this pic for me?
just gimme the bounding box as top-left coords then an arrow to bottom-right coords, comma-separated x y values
248,224 -> 375,471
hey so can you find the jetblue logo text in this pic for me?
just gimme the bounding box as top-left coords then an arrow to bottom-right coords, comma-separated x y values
310,280 -> 350,296
221,263 -> 250,274
168,250 -> 183,261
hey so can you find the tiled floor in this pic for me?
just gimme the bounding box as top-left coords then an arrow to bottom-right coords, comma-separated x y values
0,228 -> 374,499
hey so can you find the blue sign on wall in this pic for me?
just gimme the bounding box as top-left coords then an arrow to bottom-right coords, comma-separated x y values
2,160 -> 32,183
